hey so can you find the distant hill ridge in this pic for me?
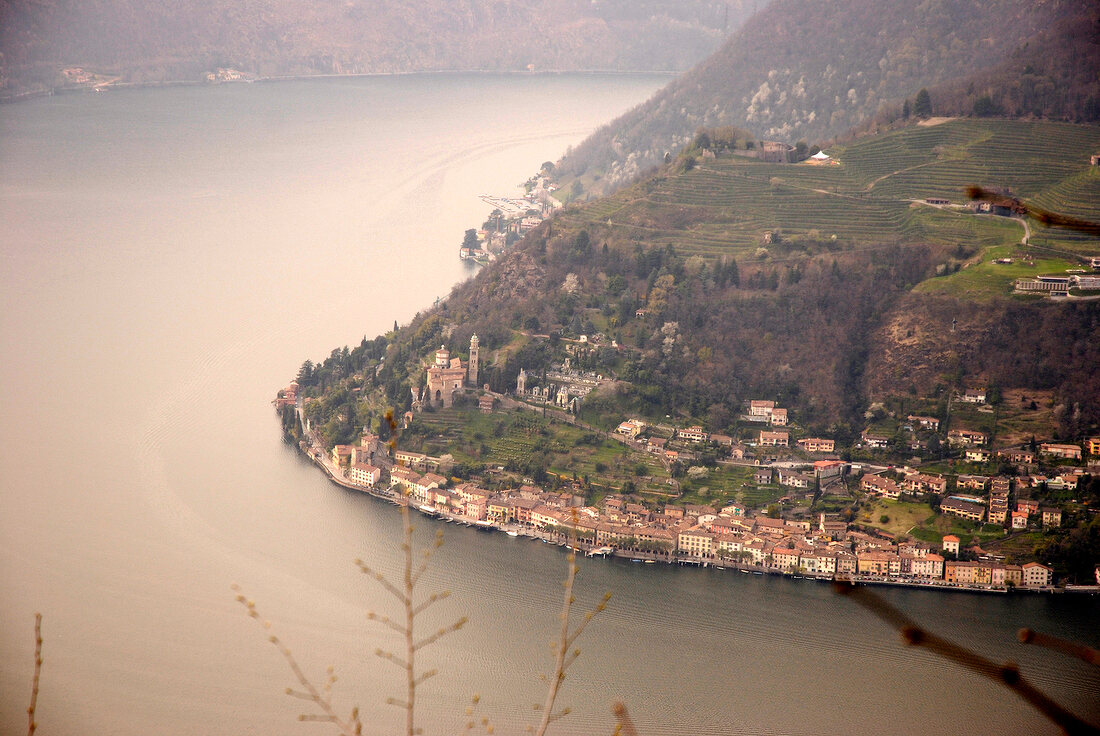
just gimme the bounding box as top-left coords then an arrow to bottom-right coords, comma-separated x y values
0,0 -> 756,99
556,0 -> 1095,196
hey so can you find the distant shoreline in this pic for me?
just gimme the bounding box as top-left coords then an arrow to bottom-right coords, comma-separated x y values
0,68 -> 677,105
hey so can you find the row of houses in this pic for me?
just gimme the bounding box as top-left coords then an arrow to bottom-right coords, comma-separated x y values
861,469 -> 1065,530
382,459 -> 1059,588
860,471 -> 947,499
329,430 -> 1061,590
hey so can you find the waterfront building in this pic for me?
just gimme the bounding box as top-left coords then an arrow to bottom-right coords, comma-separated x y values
857,550 -> 897,576
678,526 -> 715,558
348,462 -> 381,488
1022,562 -> 1052,587
332,444 -> 354,467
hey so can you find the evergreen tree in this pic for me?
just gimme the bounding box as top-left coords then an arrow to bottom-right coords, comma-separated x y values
913,88 -> 933,118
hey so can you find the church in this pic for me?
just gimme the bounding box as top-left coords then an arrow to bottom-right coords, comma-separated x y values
424,334 -> 479,407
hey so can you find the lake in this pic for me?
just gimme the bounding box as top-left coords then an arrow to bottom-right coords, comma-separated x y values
1,73 -> 1097,736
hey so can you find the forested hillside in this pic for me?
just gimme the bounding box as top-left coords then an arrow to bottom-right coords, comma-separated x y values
296,119 -> 1100,447
555,0 -> 1091,196
0,0 -> 753,98
857,12 -> 1100,135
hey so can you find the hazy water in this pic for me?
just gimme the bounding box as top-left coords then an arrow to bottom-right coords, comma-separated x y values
1,75 -> 1097,736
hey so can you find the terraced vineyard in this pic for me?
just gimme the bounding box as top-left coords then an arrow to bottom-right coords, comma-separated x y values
557,119 -> 1100,272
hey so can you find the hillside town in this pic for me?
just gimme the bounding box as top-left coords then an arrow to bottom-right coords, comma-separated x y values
307,424 -> 1074,592
278,341 -> 1100,593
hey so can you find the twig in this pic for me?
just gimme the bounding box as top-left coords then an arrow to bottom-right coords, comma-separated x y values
27,613 -> 42,736
1018,628 -> 1100,668
533,514 -> 611,736
834,582 -> 1100,736
460,693 -> 495,734
232,587 -> 363,736
611,701 -> 638,736
360,411 -> 467,736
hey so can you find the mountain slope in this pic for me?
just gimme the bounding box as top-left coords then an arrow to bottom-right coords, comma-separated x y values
298,119 -> 1100,447
556,0 -> 1082,195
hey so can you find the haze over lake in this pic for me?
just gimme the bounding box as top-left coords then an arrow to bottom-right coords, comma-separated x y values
1,74 -> 1097,735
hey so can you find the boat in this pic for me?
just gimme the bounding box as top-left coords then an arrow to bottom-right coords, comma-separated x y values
644,559 -> 655,564
740,569 -> 750,574
631,559 -> 642,563
506,530 -> 519,537
753,571 -> 763,575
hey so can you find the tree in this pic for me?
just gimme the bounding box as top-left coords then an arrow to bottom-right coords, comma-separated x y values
973,96 -> 1004,117
461,229 -> 479,250
692,129 -> 711,150
913,88 -> 933,119
902,98 -> 911,120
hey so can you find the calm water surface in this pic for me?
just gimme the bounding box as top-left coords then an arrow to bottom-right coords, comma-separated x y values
1,75 -> 1097,735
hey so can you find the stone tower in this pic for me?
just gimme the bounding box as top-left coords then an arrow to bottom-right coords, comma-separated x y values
468,334 -> 479,387
516,367 -> 527,395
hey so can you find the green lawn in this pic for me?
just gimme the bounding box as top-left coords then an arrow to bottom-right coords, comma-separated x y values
410,404 -> 678,493
908,512 -> 1007,546
859,498 -> 936,537
913,243 -> 1079,299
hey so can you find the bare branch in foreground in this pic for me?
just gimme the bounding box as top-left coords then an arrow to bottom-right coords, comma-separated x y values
533,514 -> 611,736
834,581 -> 1100,736
1018,628 -> 1100,668
27,613 -> 42,736
232,586 -> 364,736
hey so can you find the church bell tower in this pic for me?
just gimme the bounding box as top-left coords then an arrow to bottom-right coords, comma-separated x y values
468,334 -> 479,387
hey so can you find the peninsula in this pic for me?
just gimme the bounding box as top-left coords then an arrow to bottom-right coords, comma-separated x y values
276,335 -> 1098,593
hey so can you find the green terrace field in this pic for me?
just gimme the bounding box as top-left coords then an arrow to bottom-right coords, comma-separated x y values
555,119 -> 1100,294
